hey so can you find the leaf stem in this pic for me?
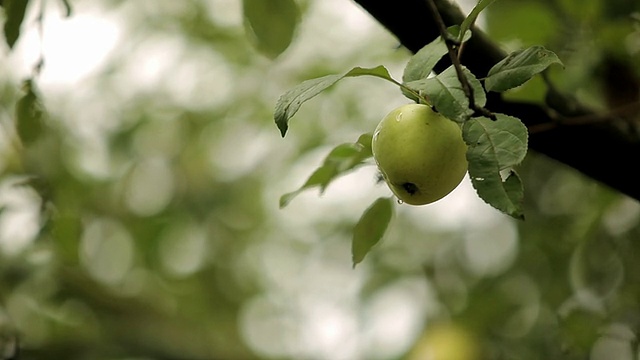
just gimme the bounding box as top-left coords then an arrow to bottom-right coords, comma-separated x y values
397,81 -> 429,105
382,75 -> 430,105
364,72 -> 430,105
424,0 -> 495,120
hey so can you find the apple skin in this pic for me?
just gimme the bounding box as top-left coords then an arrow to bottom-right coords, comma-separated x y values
408,323 -> 481,360
372,104 -> 468,205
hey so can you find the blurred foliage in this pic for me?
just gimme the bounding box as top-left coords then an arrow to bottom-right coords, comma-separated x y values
0,0 -> 638,359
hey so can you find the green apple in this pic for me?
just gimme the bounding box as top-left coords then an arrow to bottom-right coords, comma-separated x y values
408,323 -> 481,360
372,104 -> 468,205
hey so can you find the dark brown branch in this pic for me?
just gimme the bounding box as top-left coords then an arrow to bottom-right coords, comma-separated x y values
352,0 -> 640,201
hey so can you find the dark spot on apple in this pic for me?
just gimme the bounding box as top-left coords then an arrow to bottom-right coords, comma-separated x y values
402,182 -> 419,195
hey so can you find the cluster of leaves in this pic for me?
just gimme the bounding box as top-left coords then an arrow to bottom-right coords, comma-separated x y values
273,1 -> 563,266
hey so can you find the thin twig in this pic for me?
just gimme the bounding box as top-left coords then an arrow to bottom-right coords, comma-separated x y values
424,0 -> 496,120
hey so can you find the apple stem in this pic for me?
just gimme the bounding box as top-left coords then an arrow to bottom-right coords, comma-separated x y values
424,0 -> 496,120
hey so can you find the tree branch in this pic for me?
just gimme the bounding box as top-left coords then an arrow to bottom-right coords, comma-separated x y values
353,0 -> 640,201
423,0 -> 495,119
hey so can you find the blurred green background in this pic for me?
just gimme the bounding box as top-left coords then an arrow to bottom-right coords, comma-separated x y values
0,0 -> 639,359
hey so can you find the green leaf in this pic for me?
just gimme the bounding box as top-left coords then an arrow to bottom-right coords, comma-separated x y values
60,0 -> 72,17
274,65 -> 397,137
242,0 -> 300,59
464,115 -> 528,169
485,46 -> 563,92
402,37 -> 448,84
402,27 -> 472,84
279,133 -> 373,208
3,0 -> 30,49
462,114 -> 528,219
503,170 -> 524,210
405,65 -> 486,122
355,132 -> 373,149
459,0 -> 499,42
16,79 -> 45,145
352,197 -> 393,267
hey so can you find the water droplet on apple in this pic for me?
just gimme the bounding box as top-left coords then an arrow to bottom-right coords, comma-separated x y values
395,112 -> 403,121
